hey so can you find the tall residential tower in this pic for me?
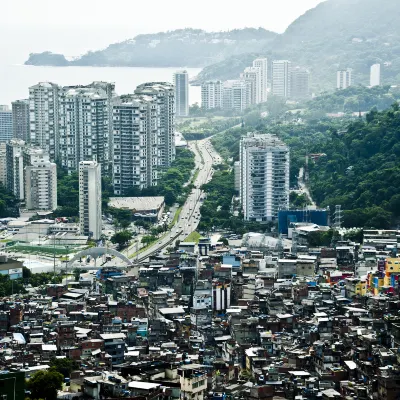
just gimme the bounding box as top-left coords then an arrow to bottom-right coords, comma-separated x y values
253,58 -> 268,103
79,161 -> 102,240
12,100 -> 30,142
240,132 -> 289,222
173,71 -> 189,117
272,60 -> 292,98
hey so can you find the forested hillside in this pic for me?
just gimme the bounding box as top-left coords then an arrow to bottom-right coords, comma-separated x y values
308,105 -> 400,228
210,97 -> 400,229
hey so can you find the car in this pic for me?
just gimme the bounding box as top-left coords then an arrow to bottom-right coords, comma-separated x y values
158,241 -> 162,244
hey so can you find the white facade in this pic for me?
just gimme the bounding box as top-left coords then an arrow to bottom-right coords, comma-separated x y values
112,95 -> 159,194
173,70 -> 189,117
29,82 -> 60,161
241,67 -> 261,105
59,87 -> 109,173
234,161 -> 241,192
0,105 -> 13,143
6,139 -> 26,200
272,60 -> 292,98
223,80 -> 248,111
370,63 -> 381,87
79,161 -> 102,240
25,161 -> 57,211
240,132 -> 290,222
201,81 -> 223,110
135,82 -> 176,168
337,69 -> 352,89
253,58 -> 268,103
0,143 -> 7,186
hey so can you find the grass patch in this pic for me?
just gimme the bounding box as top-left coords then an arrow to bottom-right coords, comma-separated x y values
191,169 -> 200,183
183,231 -> 201,243
169,207 -> 182,229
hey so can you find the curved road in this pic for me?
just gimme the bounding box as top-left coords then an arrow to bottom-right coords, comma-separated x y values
131,138 -> 221,263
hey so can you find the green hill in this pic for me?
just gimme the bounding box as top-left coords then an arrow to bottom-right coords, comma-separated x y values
197,0 -> 400,90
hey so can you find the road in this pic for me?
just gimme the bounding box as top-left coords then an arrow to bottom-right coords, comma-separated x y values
298,167 -> 316,207
131,138 -> 222,263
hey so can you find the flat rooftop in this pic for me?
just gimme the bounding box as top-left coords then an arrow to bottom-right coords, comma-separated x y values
108,197 -> 164,211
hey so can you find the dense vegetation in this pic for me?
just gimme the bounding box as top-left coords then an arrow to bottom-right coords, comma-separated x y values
211,90 -> 400,229
198,165 -> 268,234
0,184 -> 19,218
0,267 -> 62,297
304,86 -> 400,114
178,116 -> 241,141
308,104 -> 400,228
121,147 -> 195,206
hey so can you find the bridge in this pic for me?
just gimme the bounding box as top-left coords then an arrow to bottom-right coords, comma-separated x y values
67,247 -> 133,269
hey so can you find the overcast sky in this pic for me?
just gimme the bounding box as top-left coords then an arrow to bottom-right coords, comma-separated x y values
2,0 -> 325,63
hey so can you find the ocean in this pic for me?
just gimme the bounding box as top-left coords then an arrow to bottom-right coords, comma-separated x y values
0,64 -> 202,106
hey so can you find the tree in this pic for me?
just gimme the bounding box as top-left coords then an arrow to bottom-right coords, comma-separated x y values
50,357 -> 78,378
27,369 -> 64,400
111,230 -> 133,248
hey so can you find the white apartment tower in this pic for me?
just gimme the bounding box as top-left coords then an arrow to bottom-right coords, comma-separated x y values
272,60 -> 292,98
253,58 -> 268,103
29,82 -> 60,161
0,143 -> 7,186
6,141 -> 50,202
223,80 -> 249,112
25,161 -> 57,211
0,105 -> 13,143
370,63 -> 381,87
59,87 -> 109,173
201,81 -> 223,110
134,82 -> 176,167
113,95 -> 159,194
240,132 -> 290,222
241,67 -> 262,105
337,69 -> 352,89
79,161 -> 102,240
6,139 -> 26,200
173,70 -> 189,117
12,100 -> 30,142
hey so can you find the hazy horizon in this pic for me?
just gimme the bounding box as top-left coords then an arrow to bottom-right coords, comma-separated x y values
1,0 -> 325,64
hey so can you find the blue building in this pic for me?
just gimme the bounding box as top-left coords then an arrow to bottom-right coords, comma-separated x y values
278,209 -> 328,234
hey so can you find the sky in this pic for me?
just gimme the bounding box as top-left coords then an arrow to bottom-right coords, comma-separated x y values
1,0 -> 325,63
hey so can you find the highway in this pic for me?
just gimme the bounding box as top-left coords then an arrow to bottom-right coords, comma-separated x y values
131,138 -> 222,263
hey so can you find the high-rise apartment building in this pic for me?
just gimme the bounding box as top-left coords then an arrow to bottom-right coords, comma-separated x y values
0,143 -> 7,186
241,67 -> 262,105
12,100 -> 30,142
272,60 -> 292,98
223,80 -> 249,112
29,82 -> 60,161
113,95 -> 158,194
253,58 -> 268,103
240,132 -> 289,222
6,139 -> 25,200
0,106 -> 13,143
134,82 -> 176,168
337,69 -> 352,89
25,161 -> 57,211
79,161 -> 102,240
290,67 -> 311,99
173,71 -> 189,117
6,140 -> 50,202
201,81 -> 223,110
59,87 -> 109,173
370,64 -> 381,87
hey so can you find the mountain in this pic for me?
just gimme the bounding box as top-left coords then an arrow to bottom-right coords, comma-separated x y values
196,0 -> 400,90
25,28 -> 277,68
